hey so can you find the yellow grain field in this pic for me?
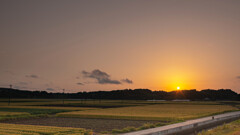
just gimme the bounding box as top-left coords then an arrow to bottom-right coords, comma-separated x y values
57,104 -> 237,120
0,123 -> 92,135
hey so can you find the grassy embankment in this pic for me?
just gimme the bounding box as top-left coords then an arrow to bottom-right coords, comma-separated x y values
198,119 -> 240,135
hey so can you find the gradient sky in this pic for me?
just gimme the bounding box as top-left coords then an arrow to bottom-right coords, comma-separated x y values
1,0 -> 240,93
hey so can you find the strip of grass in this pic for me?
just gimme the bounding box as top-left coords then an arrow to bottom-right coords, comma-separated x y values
0,99 -> 223,108
103,121 -> 183,134
0,107 -> 70,115
4,106 -> 96,111
110,123 -> 166,134
37,101 -> 222,108
42,103 -> 140,108
0,113 -> 48,121
57,113 -> 183,121
198,119 -> 240,135
0,111 -> 31,121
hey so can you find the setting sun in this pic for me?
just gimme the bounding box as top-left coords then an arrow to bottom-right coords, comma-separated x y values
177,86 -> 180,90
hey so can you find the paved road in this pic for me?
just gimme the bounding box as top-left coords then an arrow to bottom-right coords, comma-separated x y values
122,111 -> 240,135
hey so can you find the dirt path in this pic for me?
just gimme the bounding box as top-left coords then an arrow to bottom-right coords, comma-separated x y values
1,117 -> 160,132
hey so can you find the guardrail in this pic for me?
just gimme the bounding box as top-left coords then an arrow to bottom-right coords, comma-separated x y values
121,111 -> 240,135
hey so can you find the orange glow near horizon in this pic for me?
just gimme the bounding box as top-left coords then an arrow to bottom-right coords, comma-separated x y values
157,70 -> 192,91
153,64 -> 206,91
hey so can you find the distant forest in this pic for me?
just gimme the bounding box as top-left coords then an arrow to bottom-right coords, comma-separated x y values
0,88 -> 239,101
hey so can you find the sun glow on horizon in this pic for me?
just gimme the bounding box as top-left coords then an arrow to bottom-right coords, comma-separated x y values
177,86 -> 180,90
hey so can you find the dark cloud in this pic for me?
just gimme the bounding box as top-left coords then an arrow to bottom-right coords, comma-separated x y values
46,88 -> 54,91
82,69 -> 121,84
121,78 -> 133,84
26,74 -> 39,79
76,82 -> 84,85
237,76 -> 240,79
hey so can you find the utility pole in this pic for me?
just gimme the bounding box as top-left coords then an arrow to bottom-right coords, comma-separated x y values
62,89 -> 65,105
8,84 -> 12,106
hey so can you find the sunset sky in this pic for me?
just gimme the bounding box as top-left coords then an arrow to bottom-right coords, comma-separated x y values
1,0 -> 240,93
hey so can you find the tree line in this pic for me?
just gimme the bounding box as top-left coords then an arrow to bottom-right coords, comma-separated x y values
0,87 -> 239,100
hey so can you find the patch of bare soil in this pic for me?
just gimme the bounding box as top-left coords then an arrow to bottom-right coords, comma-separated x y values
1,117 -> 160,132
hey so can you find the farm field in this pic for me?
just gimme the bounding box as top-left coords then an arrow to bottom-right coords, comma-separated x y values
0,99 -> 239,134
1,117 -> 162,133
57,104 -> 237,121
0,123 -> 92,135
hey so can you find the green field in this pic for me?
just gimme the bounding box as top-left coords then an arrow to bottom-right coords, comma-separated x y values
0,99 -> 239,134
0,111 -> 30,120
